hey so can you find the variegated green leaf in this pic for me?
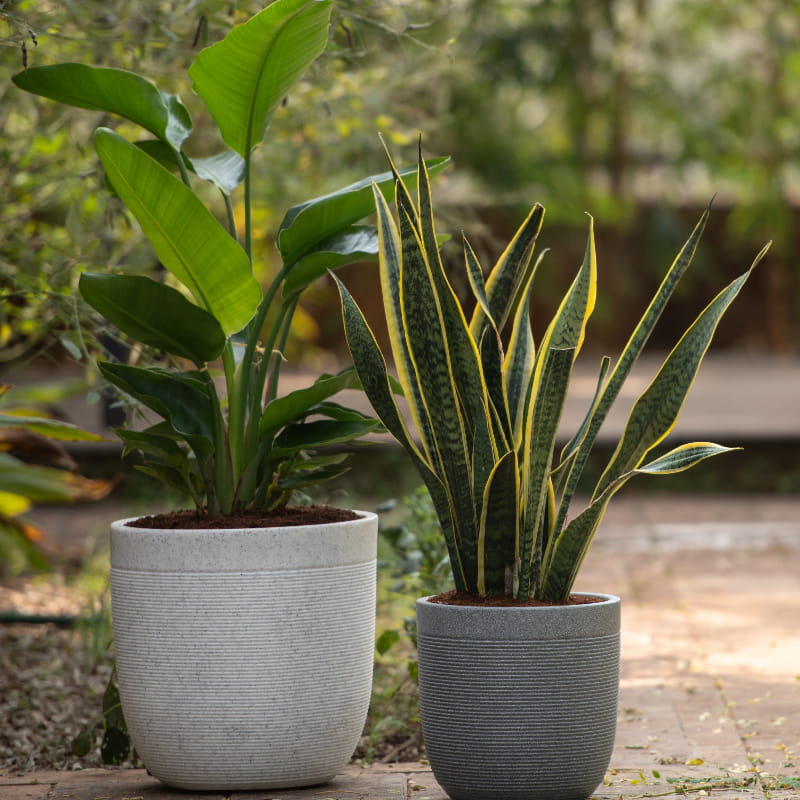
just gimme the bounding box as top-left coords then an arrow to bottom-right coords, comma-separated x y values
477,450 -> 518,596
337,274 -> 468,591
535,215 -> 596,360
635,442 -> 739,474
518,346 -> 575,599
594,249 -> 766,497
397,205 -> 479,588
502,257 -> 540,449
469,203 -> 545,339
552,208 -> 713,529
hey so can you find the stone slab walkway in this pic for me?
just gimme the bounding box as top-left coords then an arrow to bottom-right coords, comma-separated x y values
3,494 -> 799,800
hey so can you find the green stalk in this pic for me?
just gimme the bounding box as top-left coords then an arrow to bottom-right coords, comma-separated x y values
223,192 -> 238,244
243,157 -> 252,261
174,146 -> 192,187
199,369 -> 233,514
264,296 -> 300,405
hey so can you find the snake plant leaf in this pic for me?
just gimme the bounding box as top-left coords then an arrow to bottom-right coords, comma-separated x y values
518,345 -> 575,599
338,274 -> 469,592
594,250 -> 767,497
396,154 -> 497,457
80,273 -> 226,366
98,363 -> 216,455
536,216 -> 596,360
188,0 -> 331,158
502,265 -> 539,450
552,208 -> 714,528
94,129 -> 260,335
635,442 -> 739,474
469,203 -> 545,339
336,277 -> 421,461
12,64 -> 192,150
282,226 -> 379,297
541,441 -> 738,601
478,449 -> 519,596
539,490 -> 614,601
464,237 -> 496,330
259,368 -> 363,434
277,158 -> 450,268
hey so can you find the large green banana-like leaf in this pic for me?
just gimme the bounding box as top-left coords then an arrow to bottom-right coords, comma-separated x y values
191,150 -> 246,194
594,248 -> 768,496
259,368 -> 363,434
98,363 -> 216,454
188,0 -> 331,158
541,440 -> 738,600
278,157 -> 450,270
80,273 -> 225,365
94,129 -> 260,334
282,227 -> 379,297
134,141 -> 245,194
271,418 -> 382,457
12,64 -> 192,150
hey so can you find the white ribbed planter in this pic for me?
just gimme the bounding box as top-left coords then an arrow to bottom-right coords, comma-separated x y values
416,593 -> 620,800
110,511 -> 377,791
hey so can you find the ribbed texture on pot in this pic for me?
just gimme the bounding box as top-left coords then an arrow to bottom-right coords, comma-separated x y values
110,514 -> 377,791
416,595 -> 620,800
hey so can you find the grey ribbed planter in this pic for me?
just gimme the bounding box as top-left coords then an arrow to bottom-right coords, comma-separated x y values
416,593 -> 620,800
110,511 -> 377,791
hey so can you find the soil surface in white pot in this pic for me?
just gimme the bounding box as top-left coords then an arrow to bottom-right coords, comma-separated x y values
128,504 -> 358,528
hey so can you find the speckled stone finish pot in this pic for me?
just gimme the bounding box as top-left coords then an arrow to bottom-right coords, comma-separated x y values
110,512 -> 378,791
416,593 -> 620,800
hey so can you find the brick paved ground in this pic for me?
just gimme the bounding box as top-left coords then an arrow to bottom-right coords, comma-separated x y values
2,355 -> 799,799
3,493 -> 799,800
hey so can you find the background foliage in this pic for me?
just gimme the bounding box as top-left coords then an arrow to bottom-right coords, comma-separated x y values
3,0 -> 798,366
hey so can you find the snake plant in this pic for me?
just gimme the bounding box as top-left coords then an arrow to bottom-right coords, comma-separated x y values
338,149 -> 769,602
13,0 -> 447,516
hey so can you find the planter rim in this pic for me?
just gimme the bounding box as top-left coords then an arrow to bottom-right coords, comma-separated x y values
416,592 -> 620,641
110,509 -> 378,572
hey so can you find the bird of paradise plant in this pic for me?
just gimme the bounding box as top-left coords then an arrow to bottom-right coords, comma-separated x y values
337,148 -> 769,602
13,0 -> 447,518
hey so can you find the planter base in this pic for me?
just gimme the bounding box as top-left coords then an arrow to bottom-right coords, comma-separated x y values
416,593 -> 620,800
111,512 -> 377,790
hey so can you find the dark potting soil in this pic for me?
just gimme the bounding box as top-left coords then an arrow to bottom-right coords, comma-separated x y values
428,590 -> 606,608
126,505 -> 359,529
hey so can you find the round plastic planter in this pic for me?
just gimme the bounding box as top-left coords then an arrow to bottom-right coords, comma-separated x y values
416,593 -> 620,800
110,511 -> 378,791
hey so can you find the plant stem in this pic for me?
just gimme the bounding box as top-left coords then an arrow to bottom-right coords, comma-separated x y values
223,192 -> 237,244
